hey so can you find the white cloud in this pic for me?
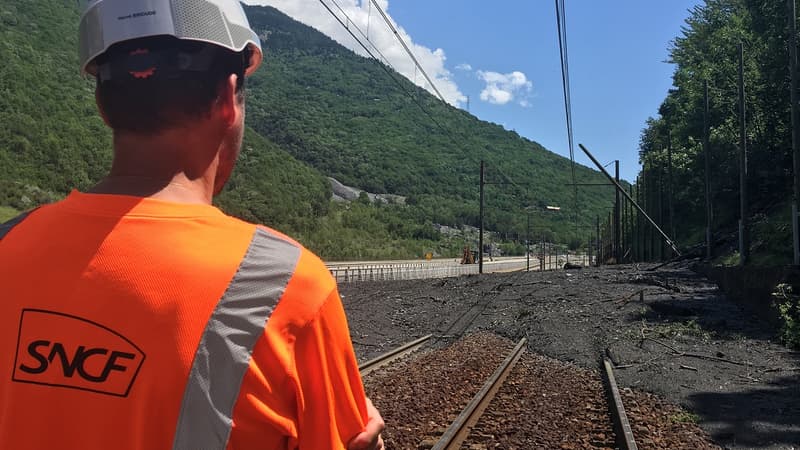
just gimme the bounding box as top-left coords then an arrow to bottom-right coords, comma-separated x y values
477,70 -> 533,106
479,85 -> 512,105
244,0 -> 467,107
455,63 -> 472,71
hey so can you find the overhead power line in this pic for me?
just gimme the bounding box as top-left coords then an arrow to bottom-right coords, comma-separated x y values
323,0 -> 391,67
367,0 -> 448,104
319,0 -> 528,203
363,1 -> 529,197
555,0 -> 580,232
317,0 -> 453,137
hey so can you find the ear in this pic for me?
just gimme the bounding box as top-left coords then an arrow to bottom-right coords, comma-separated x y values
95,87 -> 112,128
216,74 -> 241,129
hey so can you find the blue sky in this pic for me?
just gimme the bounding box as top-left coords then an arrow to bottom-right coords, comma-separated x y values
246,1 -> 702,183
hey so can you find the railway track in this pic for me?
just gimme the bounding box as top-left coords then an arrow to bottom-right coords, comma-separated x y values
360,332 -> 638,449
432,338 -> 527,450
358,334 -> 432,376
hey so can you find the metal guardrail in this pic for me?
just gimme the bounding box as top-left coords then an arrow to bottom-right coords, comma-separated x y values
329,262 -> 478,283
328,255 -> 593,283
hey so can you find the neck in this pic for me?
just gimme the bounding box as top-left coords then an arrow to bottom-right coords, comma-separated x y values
89,128 -> 220,204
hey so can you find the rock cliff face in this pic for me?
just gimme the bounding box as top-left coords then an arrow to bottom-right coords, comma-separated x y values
328,177 -> 406,205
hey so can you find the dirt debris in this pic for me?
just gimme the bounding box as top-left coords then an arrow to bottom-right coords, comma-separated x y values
343,262 -> 800,449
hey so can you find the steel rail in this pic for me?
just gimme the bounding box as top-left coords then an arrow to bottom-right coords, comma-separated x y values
432,338 -> 527,450
358,334 -> 433,376
602,357 -> 639,450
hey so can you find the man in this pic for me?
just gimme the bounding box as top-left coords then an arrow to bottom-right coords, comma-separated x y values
0,0 -> 384,448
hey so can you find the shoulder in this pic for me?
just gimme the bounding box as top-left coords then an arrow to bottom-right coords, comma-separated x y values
253,225 -> 337,328
0,207 -> 43,241
253,224 -> 331,283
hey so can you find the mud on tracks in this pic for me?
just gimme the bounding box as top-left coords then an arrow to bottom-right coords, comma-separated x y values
342,263 -> 800,449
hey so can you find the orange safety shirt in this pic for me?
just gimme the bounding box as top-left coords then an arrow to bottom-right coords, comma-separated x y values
0,191 -> 368,450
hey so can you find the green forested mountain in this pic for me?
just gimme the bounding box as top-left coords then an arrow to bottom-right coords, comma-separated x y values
0,1 -> 617,259
0,1 -> 331,237
242,5 -> 617,244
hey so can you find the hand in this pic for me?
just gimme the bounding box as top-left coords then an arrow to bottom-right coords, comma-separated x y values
347,397 -> 385,450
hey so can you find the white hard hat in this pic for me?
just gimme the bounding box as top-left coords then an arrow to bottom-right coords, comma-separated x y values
78,0 -> 263,77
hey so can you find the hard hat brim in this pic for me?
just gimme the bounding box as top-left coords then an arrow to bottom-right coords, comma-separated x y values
79,0 -> 263,76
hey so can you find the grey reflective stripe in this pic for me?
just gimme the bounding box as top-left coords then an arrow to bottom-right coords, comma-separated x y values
0,211 -> 33,240
171,228 -> 301,450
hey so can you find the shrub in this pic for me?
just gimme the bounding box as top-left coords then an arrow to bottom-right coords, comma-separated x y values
772,283 -> 800,349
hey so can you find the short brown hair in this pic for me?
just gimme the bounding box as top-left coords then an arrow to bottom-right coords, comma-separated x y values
95,36 -> 249,134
